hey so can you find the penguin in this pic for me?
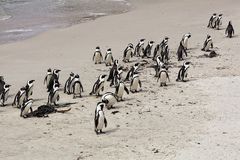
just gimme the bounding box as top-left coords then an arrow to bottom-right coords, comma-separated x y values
107,60 -> 119,82
25,80 -> 35,100
0,84 -> 11,106
155,55 -> 165,77
207,13 -> 217,28
176,61 -> 190,82
20,99 -> 33,118
123,43 -> 134,63
110,66 -> 124,87
142,41 -> 154,58
157,66 -> 170,86
43,68 -> 52,89
125,63 -> 140,81
94,102 -> 107,134
201,35 -> 213,52
105,48 -> 114,66
225,21 -> 234,38
115,81 -> 129,101
64,72 -> 74,94
134,39 -> 145,57
71,74 -> 84,99
177,41 -> 187,61
12,87 -> 26,108
47,83 -> 60,106
215,14 -> 223,30
153,43 -> 161,60
90,74 -> 107,96
93,46 -> 103,64
160,37 -> 170,63
130,72 -> 142,93
181,33 -> 191,50
47,69 -> 61,92
0,76 -> 5,95
101,92 -> 118,109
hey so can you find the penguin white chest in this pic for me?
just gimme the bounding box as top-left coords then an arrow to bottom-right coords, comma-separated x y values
160,72 -> 167,83
102,94 -> 117,109
105,55 -> 112,63
126,50 -> 132,60
19,93 -> 26,105
74,83 -> 81,94
131,77 -> 139,90
117,84 -> 124,98
95,52 -> 102,63
97,111 -> 105,130
22,103 -> 32,116
52,91 -> 59,103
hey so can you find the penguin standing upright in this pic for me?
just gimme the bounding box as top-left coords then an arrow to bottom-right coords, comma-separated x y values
44,68 -> 52,89
47,83 -> 60,106
105,48 -> 114,66
153,43 -> 161,60
107,60 -> 119,83
0,76 -> 5,95
177,41 -> 187,61
101,92 -> 118,109
134,39 -> 145,57
181,33 -> 191,50
155,55 -> 165,77
225,21 -> 234,38
157,66 -> 170,86
125,63 -> 140,81
160,37 -> 170,63
90,74 -> 107,96
130,72 -> 142,93
176,62 -> 191,82
215,14 -> 223,30
47,69 -> 61,92
201,35 -> 213,52
94,102 -> 107,134
110,66 -> 123,87
25,80 -> 35,100
64,72 -> 74,94
71,74 -> 84,99
12,87 -> 26,108
0,84 -> 11,106
115,81 -> 129,101
93,46 -> 103,64
142,41 -> 154,58
207,13 -> 217,28
123,43 -> 134,63
20,99 -> 33,118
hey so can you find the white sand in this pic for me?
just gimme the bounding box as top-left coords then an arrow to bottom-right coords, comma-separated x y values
0,0 -> 240,159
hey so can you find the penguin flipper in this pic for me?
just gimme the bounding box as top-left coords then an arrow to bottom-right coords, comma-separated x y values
95,114 -> 99,128
104,117 -> 107,127
139,80 -> 142,88
124,85 -> 129,94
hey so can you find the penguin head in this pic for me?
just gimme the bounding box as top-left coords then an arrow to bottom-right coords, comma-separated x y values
114,60 -> 119,66
95,46 -> 100,52
75,74 -> 80,78
4,84 -> 11,90
229,21 -> 232,25
149,41 -> 154,45
184,61 -> 191,68
219,14 -> 223,17
207,34 -> 211,39
53,69 -> 61,74
128,43 -> 134,48
102,99 -> 109,105
100,74 -> 107,80
28,80 -> 35,84
70,72 -> 74,77
107,48 -> 111,52
47,68 -> 52,73
140,39 -> 145,42
213,13 -> 217,16
20,87 -> 26,92
96,46 -> 100,50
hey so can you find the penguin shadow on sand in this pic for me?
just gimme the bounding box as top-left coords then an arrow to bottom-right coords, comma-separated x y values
103,127 -> 119,135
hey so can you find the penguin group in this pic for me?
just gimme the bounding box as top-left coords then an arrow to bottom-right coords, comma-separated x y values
0,13 -> 236,135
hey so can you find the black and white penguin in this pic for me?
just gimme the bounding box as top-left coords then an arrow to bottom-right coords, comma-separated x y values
25,80 -> 35,99
134,39 -> 145,57
181,33 -> 191,50
44,68 -> 52,89
0,76 -> 5,95
123,43 -> 134,63
215,14 -> 223,30
177,41 -> 187,61
105,48 -> 114,66
160,37 -> 170,63
142,41 -> 154,58
155,55 -> 165,77
225,21 -> 234,38
20,99 -> 33,118
110,66 -> 124,87
101,92 -> 118,109
64,72 -> 74,94
47,83 -> 60,106
47,69 -> 61,92
115,81 -> 129,101
107,60 -> 119,82
207,13 -> 217,28
125,63 -> 140,81
12,87 -> 26,108
0,84 -> 11,106
94,102 -> 107,134
201,35 -> 213,52
90,74 -> 107,96
176,61 -> 191,82
130,72 -> 142,93
71,74 -> 84,99
93,46 -> 103,64
157,66 -> 170,86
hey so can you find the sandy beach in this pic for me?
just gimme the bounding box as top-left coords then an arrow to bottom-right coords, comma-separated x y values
0,0 -> 240,159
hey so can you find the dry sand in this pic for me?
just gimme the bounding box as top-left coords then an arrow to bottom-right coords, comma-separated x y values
0,0 -> 240,159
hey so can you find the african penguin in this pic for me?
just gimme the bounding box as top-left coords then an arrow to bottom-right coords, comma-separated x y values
134,39 -> 145,57
201,35 -> 213,52
157,66 -> 170,86
142,41 -> 154,58
207,13 -> 217,28
47,69 -> 61,92
71,74 -> 84,99
47,83 -> 60,106
0,76 -> 5,95
215,14 -> 223,30
0,84 -> 11,106
225,21 -> 234,38
20,99 -> 33,118
107,60 -> 119,82
181,33 -> 191,50
94,102 -> 107,134
93,46 -> 103,64
177,41 -> 187,61
115,81 -> 129,101
155,55 -> 165,77
105,48 -> 114,66
25,80 -> 35,100
160,37 -> 170,63
64,72 -> 74,94
130,72 -> 142,93
44,68 -> 52,89
101,92 -> 118,109
12,87 -> 26,108
125,63 -> 140,81
176,61 -> 191,82
90,74 -> 107,97
123,43 -> 134,63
